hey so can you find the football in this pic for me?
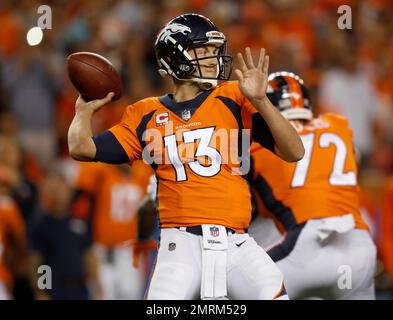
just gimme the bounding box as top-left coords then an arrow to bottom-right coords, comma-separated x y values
67,52 -> 122,102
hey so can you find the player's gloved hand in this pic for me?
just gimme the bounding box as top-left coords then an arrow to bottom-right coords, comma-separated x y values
75,92 -> 114,114
132,239 -> 157,269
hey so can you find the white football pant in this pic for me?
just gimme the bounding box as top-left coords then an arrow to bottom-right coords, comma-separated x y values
248,216 -> 284,250
146,228 -> 288,300
94,244 -> 146,300
270,218 -> 377,300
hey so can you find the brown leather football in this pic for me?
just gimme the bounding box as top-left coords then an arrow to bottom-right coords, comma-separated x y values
67,52 -> 122,102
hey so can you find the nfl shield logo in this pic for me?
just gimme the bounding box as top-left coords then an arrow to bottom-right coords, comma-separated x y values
210,227 -> 219,237
181,109 -> 191,121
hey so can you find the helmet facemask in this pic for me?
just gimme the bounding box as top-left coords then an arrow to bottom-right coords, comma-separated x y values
185,42 -> 233,89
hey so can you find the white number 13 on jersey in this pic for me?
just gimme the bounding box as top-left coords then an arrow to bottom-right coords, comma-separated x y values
291,133 -> 357,187
164,127 -> 222,182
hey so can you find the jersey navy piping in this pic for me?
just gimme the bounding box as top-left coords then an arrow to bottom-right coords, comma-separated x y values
251,172 -> 298,231
215,95 -> 244,160
216,96 -> 254,182
136,110 -> 157,170
158,89 -> 213,122
267,222 -> 306,262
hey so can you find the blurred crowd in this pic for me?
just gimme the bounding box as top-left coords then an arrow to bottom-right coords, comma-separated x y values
0,0 -> 393,299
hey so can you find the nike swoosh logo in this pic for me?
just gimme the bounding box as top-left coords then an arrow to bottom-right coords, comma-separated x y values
235,240 -> 246,247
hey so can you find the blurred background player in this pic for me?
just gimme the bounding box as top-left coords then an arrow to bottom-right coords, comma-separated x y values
134,175 -> 160,283
28,166 -> 100,300
0,137 -> 27,300
249,71 -> 377,299
74,160 -> 152,299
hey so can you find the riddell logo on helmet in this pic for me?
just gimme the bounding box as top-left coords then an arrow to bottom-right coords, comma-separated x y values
179,64 -> 191,72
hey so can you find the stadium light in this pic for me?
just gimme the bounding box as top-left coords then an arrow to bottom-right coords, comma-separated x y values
26,26 -> 44,46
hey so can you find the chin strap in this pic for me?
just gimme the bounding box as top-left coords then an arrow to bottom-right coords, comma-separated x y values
190,63 -> 219,89
192,78 -> 217,90
158,66 -> 219,90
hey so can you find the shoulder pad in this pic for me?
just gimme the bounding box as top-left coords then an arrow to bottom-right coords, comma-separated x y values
321,113 -> 350,128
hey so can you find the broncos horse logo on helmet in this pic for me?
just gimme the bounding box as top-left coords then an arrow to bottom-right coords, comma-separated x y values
156,23 -> 192,44
154,13 -> 233,89
266,71 -> 313,121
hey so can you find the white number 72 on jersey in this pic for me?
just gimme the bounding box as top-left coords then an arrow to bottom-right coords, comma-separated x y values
291,133 -> 357,187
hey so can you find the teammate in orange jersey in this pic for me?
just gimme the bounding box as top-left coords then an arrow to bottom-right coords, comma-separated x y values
249,71 -> 377,299
75,160 -> 152,299
68,13 -> 304,299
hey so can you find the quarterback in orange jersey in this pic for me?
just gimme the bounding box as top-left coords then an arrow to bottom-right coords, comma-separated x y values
75,160 -> 152,299
249,71 -> 377,299
68,13 -> 304,299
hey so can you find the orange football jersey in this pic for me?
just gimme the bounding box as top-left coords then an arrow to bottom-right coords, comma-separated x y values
250,113 -> 368,231
109,81 -> 259,232
0,195 -> 25,286
76,161 -> 152,247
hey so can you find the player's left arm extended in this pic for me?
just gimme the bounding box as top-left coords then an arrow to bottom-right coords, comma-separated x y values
235,47 -> 304,162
